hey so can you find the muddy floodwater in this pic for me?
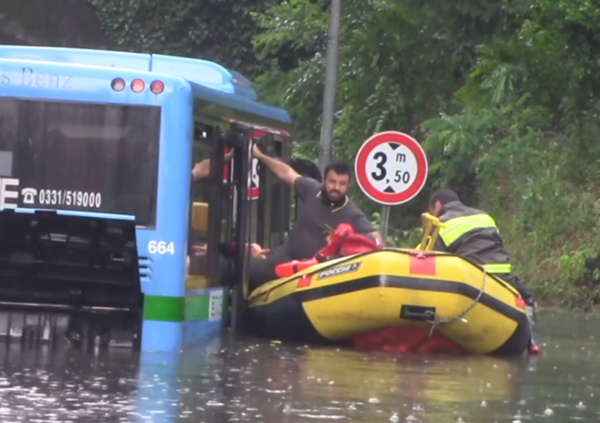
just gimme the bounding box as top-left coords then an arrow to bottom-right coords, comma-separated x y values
0,309 -> 597,422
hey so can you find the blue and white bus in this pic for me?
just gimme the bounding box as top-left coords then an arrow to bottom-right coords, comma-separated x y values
0,45 -> 297,351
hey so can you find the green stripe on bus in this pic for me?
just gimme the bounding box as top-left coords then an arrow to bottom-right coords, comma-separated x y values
143,292 -> 227,322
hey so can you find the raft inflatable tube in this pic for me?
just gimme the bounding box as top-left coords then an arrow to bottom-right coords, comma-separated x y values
246,248 -> 532,355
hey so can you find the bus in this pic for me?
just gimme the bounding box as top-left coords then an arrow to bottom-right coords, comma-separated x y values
0,45 -> 302,352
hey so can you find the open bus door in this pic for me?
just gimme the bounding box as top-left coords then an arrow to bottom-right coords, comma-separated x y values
187,124 -> 251,332
189,123 -> 301,334
224,129 -> 294,333
186,125 -> 252,331
221,129 -> 295,333
223,127 -> 252,333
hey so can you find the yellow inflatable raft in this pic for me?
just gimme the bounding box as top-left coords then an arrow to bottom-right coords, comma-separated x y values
245,213 -> 531,355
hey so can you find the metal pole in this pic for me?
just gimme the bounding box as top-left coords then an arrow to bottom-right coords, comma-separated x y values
230,131 -> 250,335
318,0 -> 342,173
380,205 -> 391,247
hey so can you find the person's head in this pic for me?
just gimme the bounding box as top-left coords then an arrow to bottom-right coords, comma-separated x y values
428,188 -> 461,216
322,161 -> 352,202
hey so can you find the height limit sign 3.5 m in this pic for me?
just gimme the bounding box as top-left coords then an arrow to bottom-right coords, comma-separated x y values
355,131 -> 428,206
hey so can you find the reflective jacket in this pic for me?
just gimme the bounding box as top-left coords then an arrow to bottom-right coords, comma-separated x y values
433,201 -> 512,275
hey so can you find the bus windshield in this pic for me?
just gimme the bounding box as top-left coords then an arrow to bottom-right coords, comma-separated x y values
0,97 -> 160,227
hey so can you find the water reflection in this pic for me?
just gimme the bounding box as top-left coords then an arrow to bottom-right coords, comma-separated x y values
0,342 -> 139,422
0,311 -> 598,422
189,342 -> 529,423
286,349 -> 529,422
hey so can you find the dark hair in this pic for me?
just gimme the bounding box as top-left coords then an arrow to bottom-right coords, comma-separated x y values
429,188 -> 460,206
323,161 -> 352,180
288,157 -> 322,182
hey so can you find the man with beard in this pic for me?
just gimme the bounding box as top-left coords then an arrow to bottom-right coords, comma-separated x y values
248,144 -> 381,290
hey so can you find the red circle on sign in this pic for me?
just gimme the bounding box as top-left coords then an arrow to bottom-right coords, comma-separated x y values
354,131 -> 428,205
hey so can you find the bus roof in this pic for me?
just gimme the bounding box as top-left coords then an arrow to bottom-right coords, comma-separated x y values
0,45 -> 292,135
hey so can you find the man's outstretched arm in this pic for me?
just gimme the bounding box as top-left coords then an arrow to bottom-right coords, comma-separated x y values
252,144 -> 300,188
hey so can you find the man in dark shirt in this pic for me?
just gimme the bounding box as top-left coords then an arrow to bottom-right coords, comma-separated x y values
248,144 -> 381,289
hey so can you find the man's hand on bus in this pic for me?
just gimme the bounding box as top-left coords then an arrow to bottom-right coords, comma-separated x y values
252,144 -> 300,188
192,150 -> 235,181
251,143 -> 263,159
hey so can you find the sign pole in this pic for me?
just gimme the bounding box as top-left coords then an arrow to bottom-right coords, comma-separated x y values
318,0 -> 342,173
380,205 -> 391,246
354,131 -> 429,246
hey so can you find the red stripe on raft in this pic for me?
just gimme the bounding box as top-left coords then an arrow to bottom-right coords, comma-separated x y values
409,254 -> 436,276
352,326 -> 467,355
296,275 -> 312,288
514,296 -> 526,310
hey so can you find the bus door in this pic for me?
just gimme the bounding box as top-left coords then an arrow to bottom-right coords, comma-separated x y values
221,126 -> 252,331
187,124 -> 230,289
187,124 -> 252,322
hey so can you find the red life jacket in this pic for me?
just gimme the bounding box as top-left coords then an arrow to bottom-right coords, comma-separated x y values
275,223 -> 381,278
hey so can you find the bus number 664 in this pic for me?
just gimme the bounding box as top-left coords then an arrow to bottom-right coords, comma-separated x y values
148,241 -> 175,255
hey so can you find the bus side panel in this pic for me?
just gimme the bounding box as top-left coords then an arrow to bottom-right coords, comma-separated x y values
137,83 -> 194,298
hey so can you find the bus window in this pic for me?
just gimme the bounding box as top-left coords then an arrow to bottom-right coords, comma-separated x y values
0,98 -> 160,226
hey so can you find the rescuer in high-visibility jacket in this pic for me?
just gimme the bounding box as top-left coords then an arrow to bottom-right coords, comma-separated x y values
428,188 -> 540,354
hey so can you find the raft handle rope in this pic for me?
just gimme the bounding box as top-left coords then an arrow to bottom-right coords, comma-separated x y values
424,268 -> 488,338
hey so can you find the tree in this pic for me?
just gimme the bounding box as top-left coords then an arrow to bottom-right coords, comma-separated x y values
87,0 -> 277,78
253,0 -> 509,229
421,0 -> 600,306
254,0 -> 600,307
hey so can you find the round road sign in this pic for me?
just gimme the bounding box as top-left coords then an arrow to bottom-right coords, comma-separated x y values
354,131 -> 428,205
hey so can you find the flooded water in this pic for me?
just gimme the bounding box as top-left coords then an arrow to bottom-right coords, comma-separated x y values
0,309 -> 597,423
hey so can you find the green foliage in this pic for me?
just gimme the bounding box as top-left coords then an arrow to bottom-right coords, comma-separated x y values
254,0 -> 600,309
419,0 -> 600,308
86,0 -> 276,77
